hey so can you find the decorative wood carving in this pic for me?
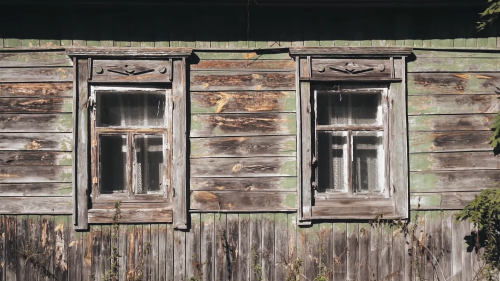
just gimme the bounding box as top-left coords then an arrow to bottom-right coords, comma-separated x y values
91,60 -> 172,83
317,62 -> 385,74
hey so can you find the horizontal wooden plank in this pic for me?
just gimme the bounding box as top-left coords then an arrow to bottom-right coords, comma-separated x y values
190,191 -> 296,211
0,151 -> 71,166
194,52 -> 290,60
190,113 -> 296,137
408,114 -> 496,131
88,208 -> 172,223
0,183 -> 72,196
410,192 -> 478,210
0,114 -> 72,132
290,47 -> 413,57
0,52 -> 72,67
190,71 -> 295,91
191,60 -> 295,70
409,131 -> 491,153
0,67 -> 73,82
0,197 -> 72,214
0,97 -> 72,113
190,157 -> 296,177
312,204 -> 395,218
410,151 -> 500,172
66,47 -> 192,57
191,91 -> 296,113
408,94 -> 500,115
413,50 -> 500,58
190,136 -> 296,158
190,177 -> 296,191
410,170 -> 500,192
408,73 -> 500,95
0,166 -> 72,183
0,133 -> 72,151
409,57 -> 500,72
0,83 -> 73,97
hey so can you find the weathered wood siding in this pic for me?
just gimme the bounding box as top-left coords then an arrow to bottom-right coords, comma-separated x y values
0,51 -> 73,215
0,212 -> 484,281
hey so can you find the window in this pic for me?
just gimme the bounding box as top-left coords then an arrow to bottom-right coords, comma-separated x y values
291,47 -> 411,221
90,86 -> 172,203
68,48 -> 191,230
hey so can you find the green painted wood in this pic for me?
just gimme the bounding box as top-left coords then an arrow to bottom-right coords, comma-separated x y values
409,131 -> 491,153
0,51 -> 72,67
408,114 -> 496,131
408,72 -> 500,95
407,94 -> 500,115
194,52 -> 290,60
414,50 -> 500,58
410,170 -> 500,192
409,152 -> 500,172
409,57 -> 500,72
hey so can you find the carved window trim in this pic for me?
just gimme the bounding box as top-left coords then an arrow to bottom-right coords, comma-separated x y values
68,48 -> 191,230
290,47 -> 412,222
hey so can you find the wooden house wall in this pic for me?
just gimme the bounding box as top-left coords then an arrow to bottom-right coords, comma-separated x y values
0,5 -> 499,281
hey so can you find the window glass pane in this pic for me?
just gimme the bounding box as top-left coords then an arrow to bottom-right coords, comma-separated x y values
100,134 -> 127,193
317,92 -> 380,125
134,135 -> 164,194
353,131 -> 384,194
97,91 -> 166,127
317,131 -> 348,193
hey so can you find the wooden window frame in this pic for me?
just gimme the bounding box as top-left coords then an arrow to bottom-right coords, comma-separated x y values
68,48 -> 191,230
290,47 -> 412,222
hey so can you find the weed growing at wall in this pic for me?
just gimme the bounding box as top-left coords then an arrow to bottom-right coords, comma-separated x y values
456,188 -> 500,281
103,200 -> 121,281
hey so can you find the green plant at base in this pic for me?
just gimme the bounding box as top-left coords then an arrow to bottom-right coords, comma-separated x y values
104,200 -> 121,281
456,188 -> 500,281
489,111 -> 500,149
251,247 -> 263,281
478,1 -> 500,31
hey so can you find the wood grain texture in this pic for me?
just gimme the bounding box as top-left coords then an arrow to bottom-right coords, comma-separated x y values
410,169 -> 500,192
75,58 -> 88,230
190,113 -> 296,137
0,133 -> 72,151
190,91 -> 296,113
91,59 -> 171,83
190,59 -> 295,71
0,151 -> 71,166
409,57 -> 500,72
88,209 -> 172,223
408,94 -> 500,115
0,83 -> 72,97
190,71 -> 294,91
191,191 -> 296,211
408,72 -> 500,95
0,183 -> 72,196
0,97 -> 72,113
190,136 -> 296,158
0,68 -> 73,82
411,192 -> 479,210
0,113 -> 72,133
410,151 -> 500,172
409,131 -> 492,153
0,197 -> 71,214
190,157 -> 296,177
408,114 -> 496,131
0,166 -> 71,183
0,52 -> 72,67
191,177 -> 296,191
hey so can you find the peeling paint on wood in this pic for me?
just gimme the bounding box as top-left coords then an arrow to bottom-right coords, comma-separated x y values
408,94 -> 500,115
408,72 -> 500,95
191,157 -> 296,177
0,183 -> 72,196
0,151 -> 72,166
190,191 -> 296,211
191,177 -> 296,191
409,57 -> 500,72
0,52 -> 72,67
190,71 -> 295,91
409,131 -> 491,153
191,59 -> 295,70
408,114 -> 496,131
0,133 -> 72,151
0,68 -> 73,82
410,152 -> 500,172
0,83 -> 72,97
410,170 -> 500,192
0,114 -> 73,133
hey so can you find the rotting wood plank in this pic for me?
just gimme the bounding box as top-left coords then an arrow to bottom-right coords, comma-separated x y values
165,224 -> 175,281
75,58 -> 88,231
261,213 -> 274,281
190,113 -> 297,137
451,212 -> 463,281
332,223 -> 347,281
0,133 -> 72,151
0,68 -> 73,82
0,52 -> 72,67
101,225 -> 111,281
318,222 -> 333,281
4,216 -> 16,281
408,94 -> 500,115
408,114 -> 496,131
41,216 -> 56,281
67,216 -> 81,281
186,214 -> 200,280
200,213 -> 215,281
213,213 -> 226,281
238,214 -> 250,281
190,136 -> 296,158
410,192 -> 480,210
407,72 -> 500,95
150,224 -> 159,281
142,225 -> 151,281
409,57 -> 500,72
191,60 -> 295,71
369,223 -> 380,281
0,197 -> 71,214
190,191 -> 296,211
413,50 -> 500,58
441,211 -> 453,281
173,226 -> 186,281
191,177 -> 296,191
0,151 -> 72,166
347,223 -> 359,281
409,131 -> 492,153
0,166 -> 72,183
157,224 -> 167,281
0,113 -> 73,133
90,225 -> 100,281
0,83 -> 73,97
15,215 -> 27,281
378,224 -> 393,281
410,170 -> 500,192
81,231 -> 91,281
226,214 -> 238,281
358,223 -> 371,281
190,157 -> 296,177
190,91 -> 296,114
410,151 -> 500,172
190,71 -> 295,91
274,213 -> 288,281
249,214 -> 262,281
0,97 -> 72,113
0,216 -> 4,281
391,224 -> 406,281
